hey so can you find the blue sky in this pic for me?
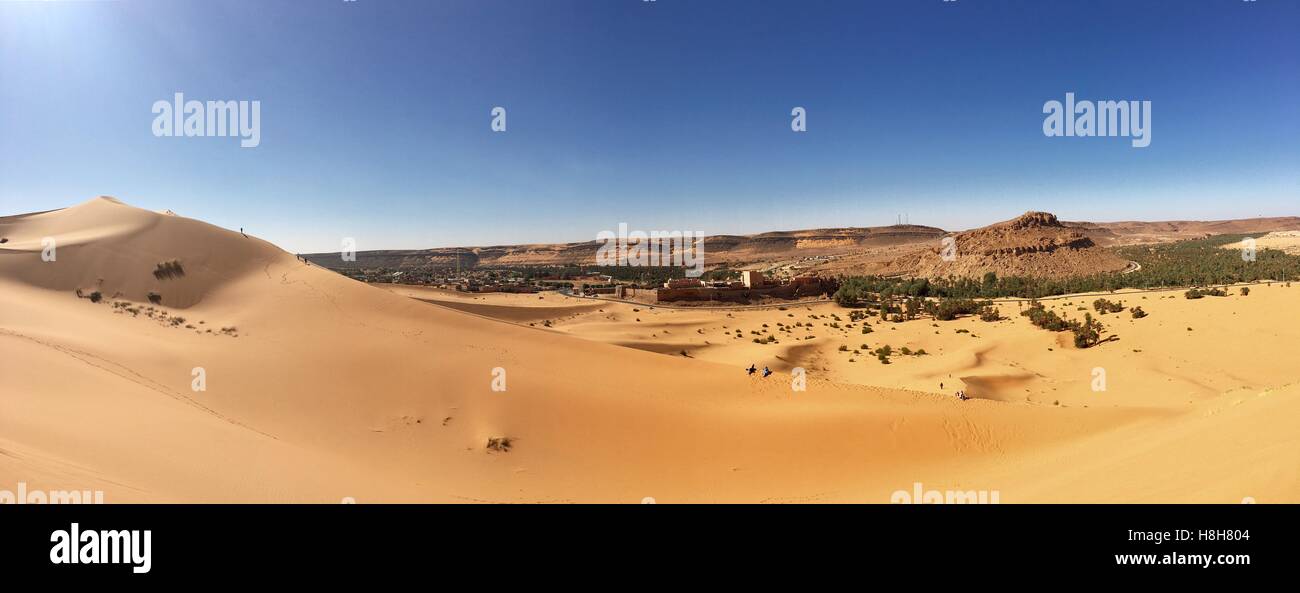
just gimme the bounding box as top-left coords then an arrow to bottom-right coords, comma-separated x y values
1,0 -> 1297,252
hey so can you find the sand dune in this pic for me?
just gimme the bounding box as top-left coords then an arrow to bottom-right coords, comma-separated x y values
2,197 -> 1298,503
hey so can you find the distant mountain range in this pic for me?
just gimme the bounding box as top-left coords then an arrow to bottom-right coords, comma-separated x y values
304,214 -> 1300,279
305,224 -> 947,270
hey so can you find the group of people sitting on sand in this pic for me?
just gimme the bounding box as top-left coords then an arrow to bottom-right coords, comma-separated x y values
941,381 -> 969,401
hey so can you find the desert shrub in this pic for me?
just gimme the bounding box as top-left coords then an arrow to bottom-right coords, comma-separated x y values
1130,306 -> 1147,319
153,260 -> 185,280
838,345 -> 848,352
486,437 -> 512,452
147,292 -> 162,304
1070,313 -> 1104,348
978,305 -> 1002,322
1186,287 -> 1226,299
932,298 -> 990,321
1092,298 -> 1124,314
903,297 -> 924,320
1240,287 -> 1250,296
1021,301 -> 1073,332
89,291 -> 102,303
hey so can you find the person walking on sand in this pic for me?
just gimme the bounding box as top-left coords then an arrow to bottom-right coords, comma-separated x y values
746,364 -> 757,375
762,366 -> 772,378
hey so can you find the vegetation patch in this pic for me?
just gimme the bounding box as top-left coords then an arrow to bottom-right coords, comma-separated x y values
153,260 -> 185,280
1092,298 -> 1125,314
834,235 -> 1299,301
1021,300 -> 1106,348
1184,287 -> 1226,299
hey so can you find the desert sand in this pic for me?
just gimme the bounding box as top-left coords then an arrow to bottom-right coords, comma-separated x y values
2,197 -> 1298,503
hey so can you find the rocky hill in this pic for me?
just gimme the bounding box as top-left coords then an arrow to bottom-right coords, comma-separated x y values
890,211 -> 1129,279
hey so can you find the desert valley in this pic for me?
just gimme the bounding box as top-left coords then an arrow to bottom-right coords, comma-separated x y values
1,196 -> 1298,504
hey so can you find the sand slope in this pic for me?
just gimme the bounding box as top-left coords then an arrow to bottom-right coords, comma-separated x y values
2,198 -> 1297,503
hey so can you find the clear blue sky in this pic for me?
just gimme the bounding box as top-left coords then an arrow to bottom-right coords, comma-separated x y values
2,0 -> 1297,253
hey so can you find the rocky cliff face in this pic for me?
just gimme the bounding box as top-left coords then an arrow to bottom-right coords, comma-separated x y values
307,225 -> 946,270
895,211 -> 1127,279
